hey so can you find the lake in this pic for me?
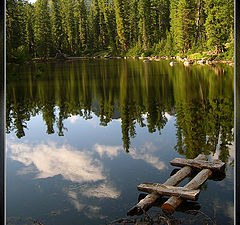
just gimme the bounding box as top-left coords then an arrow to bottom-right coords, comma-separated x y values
6,59 -> 234,225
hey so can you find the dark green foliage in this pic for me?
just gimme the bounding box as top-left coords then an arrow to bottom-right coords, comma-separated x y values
204,0 -> 234,53
51,0 -> 64,51
6,0 -> 234,61
34,0 -> 53,58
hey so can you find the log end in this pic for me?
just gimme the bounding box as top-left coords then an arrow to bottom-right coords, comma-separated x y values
127,206 -> 144,216
161,203 -> 175,215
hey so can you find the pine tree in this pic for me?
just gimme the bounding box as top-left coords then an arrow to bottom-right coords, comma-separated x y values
99,0 -> 116,51
6,0 -> 27,60
128,0 -> 139,46
114,0 -> 128,51
91,0 -> 101,49
204,0 -> 234,53
61,0 -> 76,54
75,0 -> 88,53
138,0 -> 151,50
24,2 -> 35,57
50,0 -> 64,52
174,0 -> 196,53
34,0 -> 53,58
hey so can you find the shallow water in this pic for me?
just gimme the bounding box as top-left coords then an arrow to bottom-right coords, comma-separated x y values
6,59 -> 234,225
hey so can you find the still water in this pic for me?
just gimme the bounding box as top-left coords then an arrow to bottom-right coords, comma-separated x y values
6,59 -> 234,225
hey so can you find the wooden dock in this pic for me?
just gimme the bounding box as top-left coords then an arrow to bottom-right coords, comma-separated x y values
127,154 -> 225,216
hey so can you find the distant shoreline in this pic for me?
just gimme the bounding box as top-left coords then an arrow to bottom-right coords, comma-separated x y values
31,55 -> 234,66
7,55 -> 234,67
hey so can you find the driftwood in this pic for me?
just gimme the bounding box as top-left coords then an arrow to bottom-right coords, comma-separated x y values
127,154 -> 207,216
170,158 -> 225,171
138,183 -> 200,200
161,167 -> 214,214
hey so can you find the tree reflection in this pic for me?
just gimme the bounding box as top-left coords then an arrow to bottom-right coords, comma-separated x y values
7,60 -> 233,161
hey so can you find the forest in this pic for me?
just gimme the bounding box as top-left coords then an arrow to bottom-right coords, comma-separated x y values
7,0 -> 234,63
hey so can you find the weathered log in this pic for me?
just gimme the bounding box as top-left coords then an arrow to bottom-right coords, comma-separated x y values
138,183 -> 200,200
127,154 -> 207,216
161,168 -> 213,214
138,194 -> 201,214
170,158 -> 225,171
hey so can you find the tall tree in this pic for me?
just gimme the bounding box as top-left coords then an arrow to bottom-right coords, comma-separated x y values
90,0 -> 101,49
50,0 -> 64,51
34,0 -> 53,58
138,0 -> 151,50
204,0 -> 234,53
24,2 -> 35,57
99,0 -> 116,51
172,0 -> 196,53
61,0 -> 76,54
114,0 -> 128,51
75,0 -> 88,53
6,0 -> 27,61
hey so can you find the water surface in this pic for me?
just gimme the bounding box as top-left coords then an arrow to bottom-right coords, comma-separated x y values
6,59 -> 234,225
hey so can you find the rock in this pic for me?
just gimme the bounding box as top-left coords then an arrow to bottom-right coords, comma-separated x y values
206,60 -> 213,65
176,56 -> 183,62
229,63 -> 234,67
143,59 -> 150,62
197,59 -> 206,65
170,61 -> 178,66
184,61 -> 193,66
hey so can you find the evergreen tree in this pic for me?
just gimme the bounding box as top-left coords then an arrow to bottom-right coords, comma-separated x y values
75,0 -> 88,53
24,2 -> 35,57
34,0 -> 53,58
114,0 -> 128,51
6,0 -> 27,61
99,0 -> 116,51
128,0 -> 139,46
61,0 -> 76,54
150,0 -> 167,43
173,0 -> 196,53
138,0 -> 151,50
50,0 -> 64,52
204,0 -> 234,53
91,0 -> 101,49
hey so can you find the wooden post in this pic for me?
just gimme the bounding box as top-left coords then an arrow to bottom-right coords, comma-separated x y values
127,154 -> 207,216
161,163 -> 218,214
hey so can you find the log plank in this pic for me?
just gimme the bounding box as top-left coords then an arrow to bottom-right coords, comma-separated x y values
137,183 -> 200,200
170,158 -> 225,171
127,154 -> 207,216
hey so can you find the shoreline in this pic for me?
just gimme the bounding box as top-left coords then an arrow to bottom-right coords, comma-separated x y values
8,55 -> 234,67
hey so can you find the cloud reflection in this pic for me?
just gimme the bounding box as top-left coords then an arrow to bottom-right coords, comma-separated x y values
66,190 -> 106,219
94,142 -> 167,171
9,142 -> 105,183
68,115 -> 80,123
81,182 -> 120,199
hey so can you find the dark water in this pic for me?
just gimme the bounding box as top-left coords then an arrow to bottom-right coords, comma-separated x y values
6,59 -> 234,225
